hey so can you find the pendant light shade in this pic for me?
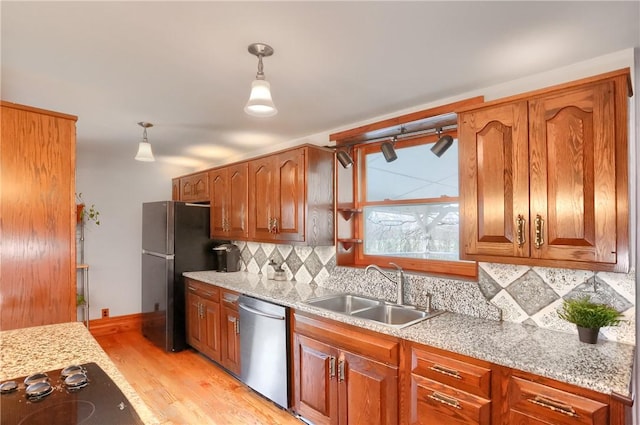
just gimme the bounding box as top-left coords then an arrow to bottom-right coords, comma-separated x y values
135,122 -> 155,162
244,43 -> 277,117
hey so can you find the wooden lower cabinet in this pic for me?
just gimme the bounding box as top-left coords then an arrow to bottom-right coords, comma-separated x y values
186,280 -> 222,362
292,311 -> 399,425
220,295 -> 241,375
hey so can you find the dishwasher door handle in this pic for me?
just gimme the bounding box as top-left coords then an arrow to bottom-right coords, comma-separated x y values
238,303 -> 286,320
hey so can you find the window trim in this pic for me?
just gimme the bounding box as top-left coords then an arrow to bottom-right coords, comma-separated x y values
351,131 -> 477,278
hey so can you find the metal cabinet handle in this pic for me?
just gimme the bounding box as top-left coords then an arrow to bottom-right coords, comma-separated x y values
337,357 -> 345,383
430,364 -> 462,380
429,391 -> 461,409
516,215 -> 526,247
534,214 -> 544,248
198,303 -> 204,319
268,217 -> 279,234
329,356 -> 336,379
529,395 -> 578,417
235,317 -> 240,334
188,286 -> 197,292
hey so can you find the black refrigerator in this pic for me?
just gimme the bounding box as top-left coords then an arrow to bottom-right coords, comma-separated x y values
141,201 -> 218,352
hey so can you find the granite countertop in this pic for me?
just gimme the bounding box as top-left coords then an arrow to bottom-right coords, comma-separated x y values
0,322 -> 159,425
185,270 -> 636,398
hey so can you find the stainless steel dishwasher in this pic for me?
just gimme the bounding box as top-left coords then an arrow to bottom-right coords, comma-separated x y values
238,295 -> 289,408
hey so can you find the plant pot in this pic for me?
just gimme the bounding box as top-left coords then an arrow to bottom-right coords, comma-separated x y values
76,203 -> 85,224
577,326 -> 600,344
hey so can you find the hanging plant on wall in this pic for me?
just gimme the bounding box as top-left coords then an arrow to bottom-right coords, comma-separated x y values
75,193 -> 101,225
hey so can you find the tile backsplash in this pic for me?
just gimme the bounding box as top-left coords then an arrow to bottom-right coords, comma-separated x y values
234,241 -> 635,345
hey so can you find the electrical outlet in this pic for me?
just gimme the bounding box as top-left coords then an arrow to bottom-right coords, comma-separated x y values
101,308 -> 109,318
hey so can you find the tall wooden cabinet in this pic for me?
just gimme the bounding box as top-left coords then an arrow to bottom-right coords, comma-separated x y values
248,145 -> 334,245
210,163 -> 249,240
0,101 -> 77,330
458,69 -> 630,272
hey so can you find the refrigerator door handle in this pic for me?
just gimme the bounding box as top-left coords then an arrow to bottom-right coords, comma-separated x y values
142,249 -> 175,260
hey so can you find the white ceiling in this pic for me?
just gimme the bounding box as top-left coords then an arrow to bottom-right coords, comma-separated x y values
2,1 -> 639,169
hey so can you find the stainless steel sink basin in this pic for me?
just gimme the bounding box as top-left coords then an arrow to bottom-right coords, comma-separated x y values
351,304 -> 429,327
304,293 -> 441,329
305,293 -> 381,314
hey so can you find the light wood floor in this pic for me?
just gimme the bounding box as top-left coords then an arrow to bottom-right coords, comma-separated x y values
96,331 -> 303,425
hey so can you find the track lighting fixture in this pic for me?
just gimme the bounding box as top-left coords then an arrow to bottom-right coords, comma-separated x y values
244,43 -> 277,117
381,136 -> 398,162
135,122 -> 155,162
431,128 -> 454,157
336,149 -> 354,169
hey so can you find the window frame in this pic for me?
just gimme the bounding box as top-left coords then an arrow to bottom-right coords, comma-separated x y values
351,130 -> 477,278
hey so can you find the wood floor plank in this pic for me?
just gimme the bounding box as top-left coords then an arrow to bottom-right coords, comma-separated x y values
96,331 -> 302,425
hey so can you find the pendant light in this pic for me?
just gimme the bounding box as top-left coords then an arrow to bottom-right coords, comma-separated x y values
135,122 -> 155,162
244,43 -> 278,117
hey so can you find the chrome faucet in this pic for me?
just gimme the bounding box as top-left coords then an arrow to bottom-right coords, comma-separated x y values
365,262 -> 405,305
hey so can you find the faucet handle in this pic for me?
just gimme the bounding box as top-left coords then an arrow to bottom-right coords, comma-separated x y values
389,262 -> 402,271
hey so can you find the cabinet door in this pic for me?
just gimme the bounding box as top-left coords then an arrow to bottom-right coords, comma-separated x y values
172,178 -> 180,201
181,172 -> 209,202
459,101 -> 530,259
221,306 -> 241,375
293,333 -> 338,425
340,351 -> 398,425
529,81 -> 617,264
227,163 -> 249,240
201,298 -> 222,363
210,168 -> 228,238
186,291 -> 203,352
274,148 -> 305,242
248,156 -> 276,240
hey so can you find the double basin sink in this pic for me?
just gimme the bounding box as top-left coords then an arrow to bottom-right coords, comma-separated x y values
305,293 -> 442,329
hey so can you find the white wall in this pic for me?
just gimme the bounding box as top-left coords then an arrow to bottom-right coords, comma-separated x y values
77,48 -> 636,323
76,149 -> 191,319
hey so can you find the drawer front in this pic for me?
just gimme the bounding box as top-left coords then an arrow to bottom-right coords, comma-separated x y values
412,347 -> 491,398
186,279 -> 220,302
508,377 -> 608,425
411,376 -> 491,425
221,288 -> 240,310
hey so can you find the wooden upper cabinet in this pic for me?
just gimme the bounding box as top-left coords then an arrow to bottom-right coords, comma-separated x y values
459,101 -> 530,259
248,145 -> 334,245
180,171 -> 209,202
172,178 -> 180,201
459,69 -> 630,272
210,164 -> 249,239
1,101 -> 77,330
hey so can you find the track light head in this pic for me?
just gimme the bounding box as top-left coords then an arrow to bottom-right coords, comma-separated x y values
380,140 -> 398,162
431,130 -> 454,157
336,150 -> 354,168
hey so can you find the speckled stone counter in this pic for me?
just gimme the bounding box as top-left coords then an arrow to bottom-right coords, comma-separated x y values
185,270 -> 635,398
0,322 -> 159,425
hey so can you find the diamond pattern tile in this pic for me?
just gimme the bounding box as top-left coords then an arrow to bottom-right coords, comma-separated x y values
596,268 -> 635,304
533,267 -> 593,297
240,244 -> 252,264
295,266 -> 313,284
277,244 -> 293,260
285,250 -> 303,276
599,309 -> 635,344
294,246 -> 313,263
506,270 -> 560,316
246,242 -> 261,255
253,246 -> 267,269
479,262 -> 529,288
246,258 -> 260,274
565,277 -> 633,313
491,290 -> 528,323
315,245 -> 336,266
478,268 -> 501,300
529,299 -> 574,332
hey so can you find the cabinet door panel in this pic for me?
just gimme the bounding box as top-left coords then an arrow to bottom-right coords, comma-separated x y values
221,306 -> 241,375
210,169 -> 228,238
342,351 -> 398,425
275,148 -> 305,242
529,81 -> 616,264
293,334 -> 337,425
227,163 -> 248,239
249,157 -> 275,240
202,298 -> 222,363
186,291 -> 202,351
459,101 -> 530,258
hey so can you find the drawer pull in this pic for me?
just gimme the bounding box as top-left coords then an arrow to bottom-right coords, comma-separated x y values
188,286 -> 198,292
328,356 -> 336,379
529,395 -> 578,418
429,391 -> 461,409
202,291 -> 214,297
430,364 -> 462,379
223,294 -> 239,303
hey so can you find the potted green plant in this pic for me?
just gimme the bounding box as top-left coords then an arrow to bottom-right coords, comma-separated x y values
558,296 -> 623,344
75,193 -> 100,225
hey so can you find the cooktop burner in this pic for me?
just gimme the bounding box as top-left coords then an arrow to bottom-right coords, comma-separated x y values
0,362 -> 143,425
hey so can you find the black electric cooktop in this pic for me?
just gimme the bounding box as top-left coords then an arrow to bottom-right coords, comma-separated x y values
0,362 -> 144,425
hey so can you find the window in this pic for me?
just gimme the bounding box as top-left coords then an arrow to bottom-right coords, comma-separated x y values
352,132 -> 476,278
